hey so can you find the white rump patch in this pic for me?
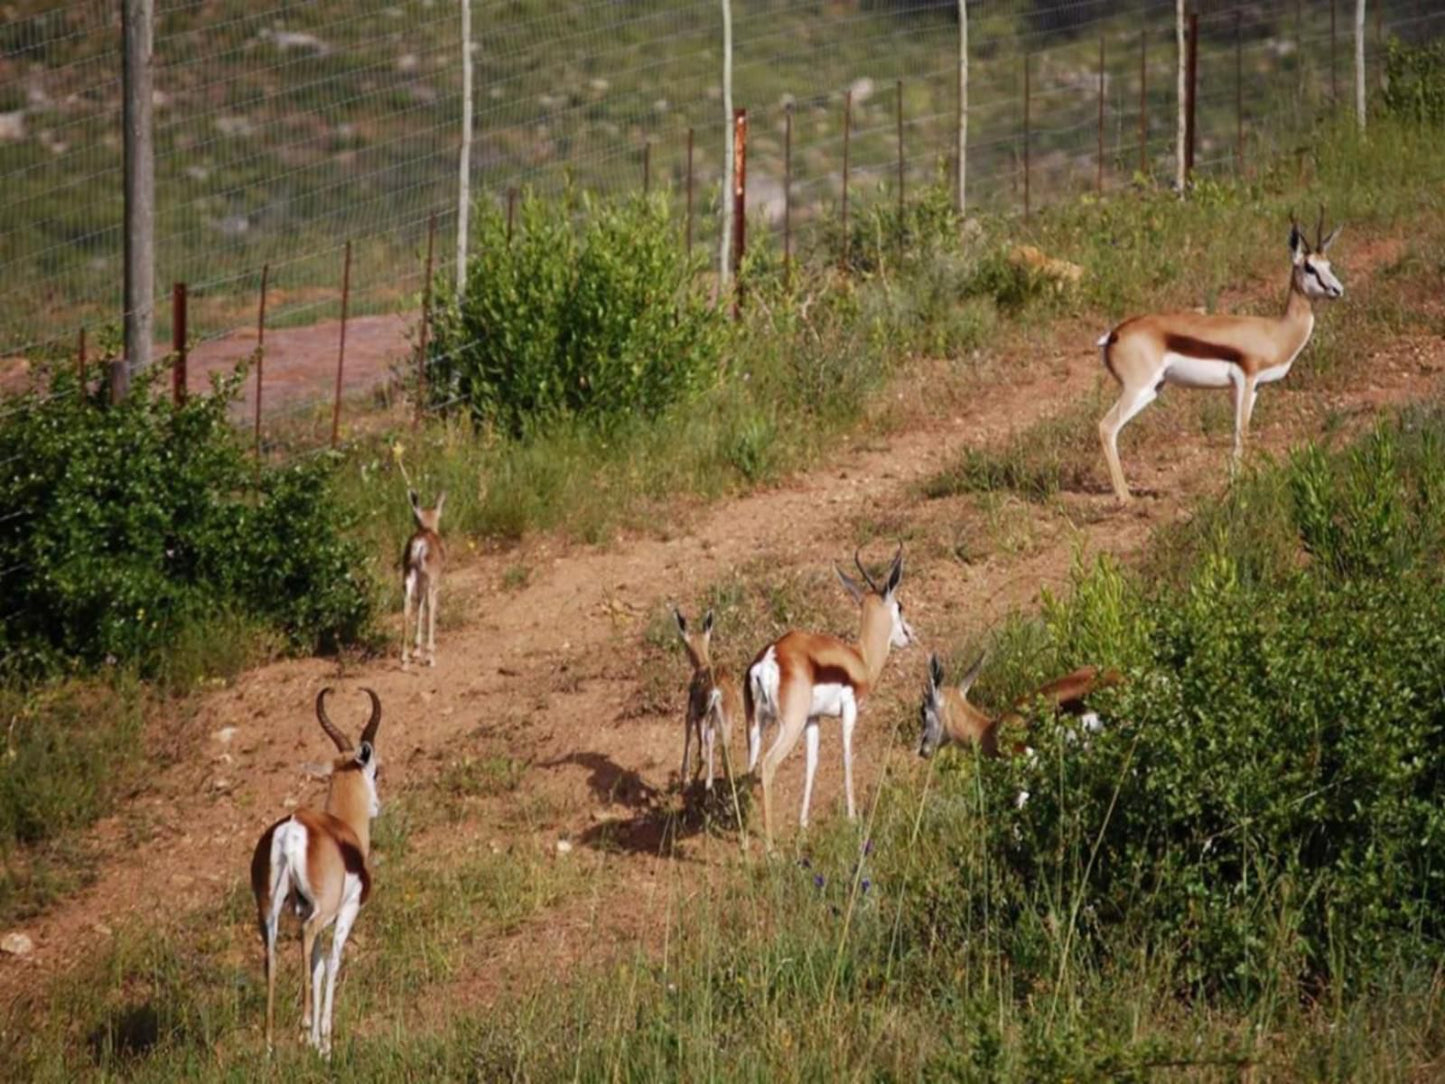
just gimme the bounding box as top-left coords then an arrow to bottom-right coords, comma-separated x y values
273,817 -> 314,914
1096,331 -> 1113,348
749,646 -> 780,716
408,536 -> 429,569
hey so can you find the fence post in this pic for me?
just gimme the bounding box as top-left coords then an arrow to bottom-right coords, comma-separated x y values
1184,10 -> 1198,185
719,0 -> 735,289
1236,11 -> 1244,172
731,107 -> 747,317
842,89 -> 852,268
896,78 -> 905,262
171,283 -> 187,406
686,127 -> 695,255
120,0 -> 154,402
1354,0 -> 1367,129
643,140 -> 651,195
254,263 -> 268,456
1097,34 -> 1106,194
783,103 -> 792,284
77,327 -> 86,398
331,242 -> 351,450
416,212 -> 437,431
1139,29 -> 1148,179
956,0 -> 968,215
1175,0 -> 1186,193
457,0 -> 473,298
1331,0 -> 1339,107
507,187 -> 517,244
1023,54 -> 1031,220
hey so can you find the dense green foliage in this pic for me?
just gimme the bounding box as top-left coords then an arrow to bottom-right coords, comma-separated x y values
936,410 -> 1445,998
0,368 -> 373,677
425,193 -> 727,437
1382,37 -> 1445,126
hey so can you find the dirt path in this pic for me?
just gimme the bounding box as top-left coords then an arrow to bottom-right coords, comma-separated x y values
3,292 -> 1441,1020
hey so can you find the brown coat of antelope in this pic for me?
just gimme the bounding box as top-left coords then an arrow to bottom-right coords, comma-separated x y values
250,688 -> 383,1058
916,653 -> 1122,760
674,607 -> 744,792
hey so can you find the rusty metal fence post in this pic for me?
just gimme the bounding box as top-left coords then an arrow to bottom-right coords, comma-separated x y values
686,127 -> 695,256
254,264 -> 268,455
1023,54 -> 1031,219
331,241 -> 351,449
841,89 -> 852,268
1097,35 -> 1106,194
171,282 -> 187,406
731,107 -> 747,317
896,79 -> 905,264
1184,11 -> 1198,184
1140,30 -> 1148,178
416,213 -> 437,431
783,104 -> 792,285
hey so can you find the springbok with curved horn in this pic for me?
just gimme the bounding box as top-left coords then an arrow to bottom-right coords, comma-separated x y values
917,653 -> 1122,760
402,489 -> 445,667
250,688 -> 383,1057
1097,209 -> 1344,502
675,607 -> 742,792
745,546 -> 915,848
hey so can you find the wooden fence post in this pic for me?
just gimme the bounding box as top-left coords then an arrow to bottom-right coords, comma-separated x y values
171,281 -> 187,406
331,242 -> 351,449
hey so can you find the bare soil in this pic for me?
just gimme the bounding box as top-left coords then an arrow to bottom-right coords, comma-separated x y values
2,252 -> 1442,1031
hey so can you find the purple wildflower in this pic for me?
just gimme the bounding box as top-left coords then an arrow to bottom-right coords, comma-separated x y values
813,873 -> 825,890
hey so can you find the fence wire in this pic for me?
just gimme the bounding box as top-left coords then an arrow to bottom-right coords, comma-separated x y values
0,0 -> 1439,428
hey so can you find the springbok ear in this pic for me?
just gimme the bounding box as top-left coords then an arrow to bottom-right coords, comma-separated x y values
408,488 -> 420,510
958,652 -> 987,697
356,741 -> 374,767
835,566 -> 866,605
673,608 -> 687,636
1288,223 -> 1309,261
884,547 -> 904,596
434,491 -> 447,517
1319,224 -> 1342,252
702,609 -> 714,636
927,653 -> 945,694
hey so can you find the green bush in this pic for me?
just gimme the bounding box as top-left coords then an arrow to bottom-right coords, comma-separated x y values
0,367 -> 373,677
1382,37 -> 1445,126
426,191 -> 727,437
922,409 -> 1445,997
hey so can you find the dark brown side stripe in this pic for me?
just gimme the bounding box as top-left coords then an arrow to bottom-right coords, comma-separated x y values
1163,333 -> 1245,366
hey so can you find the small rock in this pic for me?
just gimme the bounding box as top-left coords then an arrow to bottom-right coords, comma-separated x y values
1,931 -> 34,957
210,777 -> 232,792
555,839 -> 573,855
396,53 -> 419,74
93,923 -> 112,937
214,726 -> 237,744
0,112 -> 25,143
849,77 -> 874,104
172,874 -> 195,889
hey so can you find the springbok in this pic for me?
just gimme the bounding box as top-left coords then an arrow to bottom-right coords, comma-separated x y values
745,546 -> 915,848
402,489 -> 445,667
1097,210 -> 1344,502
250,688 -> 382,1057
916,653 -> 1121,760
675,607 -> 743,792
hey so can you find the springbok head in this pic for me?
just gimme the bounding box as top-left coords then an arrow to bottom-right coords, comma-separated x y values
1289,207 -> 1344,302
917,652 -> 986,759
315,687 -> 383,818
674,607 -> 715,671
408,489 -> 446,533
835,544 -> 915,650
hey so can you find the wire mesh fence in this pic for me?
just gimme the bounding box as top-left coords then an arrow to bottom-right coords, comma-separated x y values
1,0 -> 1442,425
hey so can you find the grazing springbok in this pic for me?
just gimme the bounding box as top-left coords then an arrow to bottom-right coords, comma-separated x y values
916,653 -> 1121,761
250,688 -> 382,1058
1097,209 -> 1344,502
745,546 -> 915,848
675,607 -> 743,793
402,489 -> 445,667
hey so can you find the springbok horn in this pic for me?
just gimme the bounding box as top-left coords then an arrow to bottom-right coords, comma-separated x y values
358,688 -> 382,749
854,549 -> 881,594
315,688 -> 352,753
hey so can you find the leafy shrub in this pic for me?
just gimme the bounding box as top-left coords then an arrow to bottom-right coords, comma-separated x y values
920,409 -> 1445,996
426,191 -> 727,437
1381,37 -> 1445,126
0,367 -> 373,677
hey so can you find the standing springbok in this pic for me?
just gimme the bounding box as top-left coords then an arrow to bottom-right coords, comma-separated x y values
675,608 -> 743,793
916,653 -> 1121,760
1097,210 -> 1344,502
250,688 -> 382,1058
745,546 -> 915,848
402,489 -> 445,667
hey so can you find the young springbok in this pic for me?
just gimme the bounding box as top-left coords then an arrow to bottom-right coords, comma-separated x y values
745,546 -> 915,848
1097,209 -> 1344,502
675,608 -> 743,793
402,489 -> 445,667
250,688 -> 382,1058
916,653 -> 1120,760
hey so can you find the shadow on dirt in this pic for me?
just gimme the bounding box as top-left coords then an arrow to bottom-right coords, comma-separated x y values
570,766 -> 755,858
